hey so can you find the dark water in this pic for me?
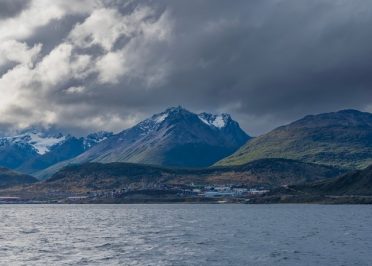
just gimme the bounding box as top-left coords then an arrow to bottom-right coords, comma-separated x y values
0,204 -> 371,265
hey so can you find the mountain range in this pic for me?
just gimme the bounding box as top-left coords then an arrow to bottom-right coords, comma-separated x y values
34,106 -> 249,179
0,107 -> 371,202
0,130 -> 112,174
0,107 -> 371,187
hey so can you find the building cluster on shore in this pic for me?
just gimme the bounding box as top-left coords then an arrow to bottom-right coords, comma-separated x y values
0,183 -> 270,204
65,183 -> 270,202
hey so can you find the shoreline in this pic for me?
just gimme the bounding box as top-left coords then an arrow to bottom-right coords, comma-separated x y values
1,195 -> 372,204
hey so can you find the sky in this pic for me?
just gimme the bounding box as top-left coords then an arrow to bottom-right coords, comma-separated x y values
0,0 -> 372,136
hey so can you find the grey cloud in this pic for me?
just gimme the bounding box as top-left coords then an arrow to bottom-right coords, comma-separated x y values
1,0 -> 372,136
25,14 -> 89,55
139,0 -> 372,133
0,0 -> 30,19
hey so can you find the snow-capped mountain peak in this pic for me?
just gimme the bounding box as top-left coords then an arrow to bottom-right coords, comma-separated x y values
68,106 -> 249,169
5,131 -> 66,155
0,129 -> 116,173
136,107 -> 234,136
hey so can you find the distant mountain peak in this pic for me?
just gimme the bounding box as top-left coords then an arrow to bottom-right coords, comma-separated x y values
58,106 -> 249,169
146,106 -> 237,130
0,129 -> 115,173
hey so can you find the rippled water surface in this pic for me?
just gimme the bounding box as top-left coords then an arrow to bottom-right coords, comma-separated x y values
0,204 -> 371,265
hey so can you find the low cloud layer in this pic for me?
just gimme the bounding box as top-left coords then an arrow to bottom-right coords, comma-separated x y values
0,0 -> 371,136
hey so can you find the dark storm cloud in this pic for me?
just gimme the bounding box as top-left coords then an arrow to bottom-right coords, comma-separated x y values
1,0 -> 372,136
0,0 -> 30,19
80,0 -> 372,134
159,0 -> 372,127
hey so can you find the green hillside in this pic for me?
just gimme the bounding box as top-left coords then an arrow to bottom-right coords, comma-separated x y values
217,110 -> 372,169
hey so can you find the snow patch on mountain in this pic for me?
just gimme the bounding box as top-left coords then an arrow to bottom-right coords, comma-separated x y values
136,112 -> 170,136
28,133 -> 66,155
5,131 -> 66,155
198,113 -> 230,129
198,116 -> 210,126
153,113 -> 168,124
212,115 -> 226,128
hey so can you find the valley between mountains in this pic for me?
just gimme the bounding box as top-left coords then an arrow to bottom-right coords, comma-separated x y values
0,107 -> 371,203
